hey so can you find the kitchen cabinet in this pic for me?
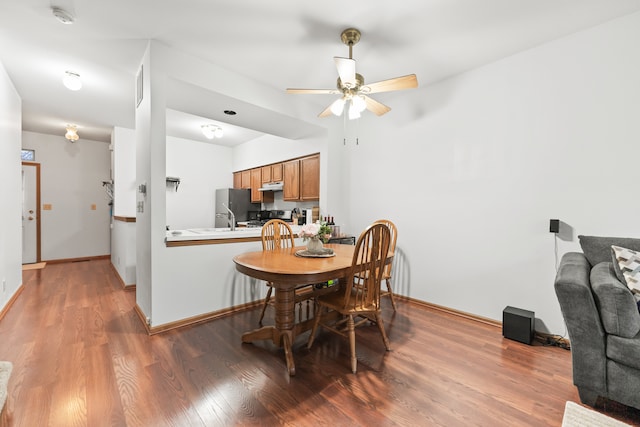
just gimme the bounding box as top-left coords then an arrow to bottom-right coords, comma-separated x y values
283,155 -> 319,202
261,163 -> 283,184
261,165 -> 271,184
271,163 -> 283,182
250,168 -> 262,203
233,172 -> 242,189
300,155 -> 320,201
283,160 -> 300,201
241,170 -> 251,189
251,167 -> 273,203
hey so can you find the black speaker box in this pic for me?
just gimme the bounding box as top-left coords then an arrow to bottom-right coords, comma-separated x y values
549,219 -> 560,233
503,306 -> 535,345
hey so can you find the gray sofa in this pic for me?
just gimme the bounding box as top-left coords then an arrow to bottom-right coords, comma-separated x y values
554,236 -> 640,409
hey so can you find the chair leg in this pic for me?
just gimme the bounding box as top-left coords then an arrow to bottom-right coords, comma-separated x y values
307,304 -> 323,349
258,286 -> 273,325
386,278 -> 397,312
348,315 -> 357,374
374,312 -> 391,351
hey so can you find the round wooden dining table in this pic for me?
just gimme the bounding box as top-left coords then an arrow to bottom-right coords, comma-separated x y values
233,243 -> 355,376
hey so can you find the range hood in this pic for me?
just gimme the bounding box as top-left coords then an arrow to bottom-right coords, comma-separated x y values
258,181 -> 284,192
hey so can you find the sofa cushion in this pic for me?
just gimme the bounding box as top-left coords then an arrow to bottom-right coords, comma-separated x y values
611,245 -> 640,293
590,262 -> 640,338
578,235 -> 640,267
607,332 -> 640,371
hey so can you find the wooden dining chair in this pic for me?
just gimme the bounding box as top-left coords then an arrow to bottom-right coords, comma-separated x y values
307,223 -> 392,373
258,219 -> 295,324
373,219 -> 398,311
258,219 -> 317,325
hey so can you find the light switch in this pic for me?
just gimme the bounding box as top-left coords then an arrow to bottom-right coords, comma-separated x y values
43,204 -> 52,210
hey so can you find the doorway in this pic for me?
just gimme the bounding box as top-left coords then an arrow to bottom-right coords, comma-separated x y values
22,162 -> 41,264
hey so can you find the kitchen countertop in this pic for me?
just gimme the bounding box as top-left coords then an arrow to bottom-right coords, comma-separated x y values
165,225 -> 303,244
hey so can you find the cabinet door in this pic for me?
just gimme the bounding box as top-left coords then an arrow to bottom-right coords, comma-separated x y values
271,163 -> 283,182
300,155 -> 320,201
283,160 -> 300,201
250,168 -> 262,203
241,170 -> 251,189
233,172 -> 242,189
261,165 -> 271,184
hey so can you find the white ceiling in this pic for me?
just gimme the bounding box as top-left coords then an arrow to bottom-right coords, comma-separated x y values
2,0 -> 640,144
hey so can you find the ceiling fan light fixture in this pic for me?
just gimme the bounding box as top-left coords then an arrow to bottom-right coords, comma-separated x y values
201,124 -> 223,139
65,124 -> 79,142
352,95 -> 366,113
348,104 -> 361,120
63,71 -> 82,91
329,97 -> 346,116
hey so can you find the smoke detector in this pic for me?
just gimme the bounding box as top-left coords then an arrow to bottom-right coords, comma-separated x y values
52,7 -> 75,24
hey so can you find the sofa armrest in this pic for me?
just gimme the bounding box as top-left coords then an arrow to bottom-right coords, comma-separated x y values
554,252 -> 606,393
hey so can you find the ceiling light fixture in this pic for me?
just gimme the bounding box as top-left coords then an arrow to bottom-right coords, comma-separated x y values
65,124 -> 79,142
201,124 -> 223,139
63,71 -> 82,91
51,7 -> 75,24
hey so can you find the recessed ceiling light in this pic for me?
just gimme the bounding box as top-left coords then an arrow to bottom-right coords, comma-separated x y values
52,7 -> 75,24
63,71 -> 82,91
223,110 -> 236,116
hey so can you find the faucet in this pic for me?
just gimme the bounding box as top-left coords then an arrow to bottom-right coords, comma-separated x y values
222,203 -> 235,231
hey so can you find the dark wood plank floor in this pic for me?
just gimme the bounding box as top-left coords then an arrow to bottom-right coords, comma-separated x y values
1,259 -> 639,426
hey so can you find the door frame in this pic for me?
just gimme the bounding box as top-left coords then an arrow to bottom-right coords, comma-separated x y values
22,161 -> 41,263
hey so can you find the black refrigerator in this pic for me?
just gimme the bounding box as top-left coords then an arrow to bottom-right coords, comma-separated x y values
214,188 -> 259,228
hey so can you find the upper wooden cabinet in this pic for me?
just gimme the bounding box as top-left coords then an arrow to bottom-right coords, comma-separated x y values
261,165 -> 271,184
300,155 -> 320,201
271,163 -> 283,182
236,154 -> 319,203
233,172 -> 242,189
250,168 -> 263,203
283,154 -> 319,201
241,170 -> 251,189
283,160 -> 300,201
261,163 -> 283,184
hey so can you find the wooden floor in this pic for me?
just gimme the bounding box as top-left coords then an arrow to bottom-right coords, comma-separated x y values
1,260 -> 639,426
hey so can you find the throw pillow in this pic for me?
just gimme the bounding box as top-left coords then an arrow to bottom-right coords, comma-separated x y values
611,245 -> 640,293
578,235 -> 640,267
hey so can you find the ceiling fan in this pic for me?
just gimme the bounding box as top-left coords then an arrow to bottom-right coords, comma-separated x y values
286,28 -> 418,120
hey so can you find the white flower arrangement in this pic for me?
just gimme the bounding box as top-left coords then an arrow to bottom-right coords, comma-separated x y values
299,221 -> 332,243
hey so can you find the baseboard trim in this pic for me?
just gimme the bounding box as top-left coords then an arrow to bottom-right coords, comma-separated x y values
0,283 -> 25,322
109,261 -> 136,291
133,303 -> 151,335
44,254 -> 110,264
398,295 -> 502,328
146,300 -> 264,335
132,300 -> 264,336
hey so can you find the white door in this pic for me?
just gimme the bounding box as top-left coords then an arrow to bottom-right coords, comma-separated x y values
22,164 -> 38,264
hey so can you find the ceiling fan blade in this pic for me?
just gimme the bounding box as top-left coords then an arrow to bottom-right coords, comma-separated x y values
286,88 -> 339,94
318,103 -> 335,118
364,95 -> 391,116
334,57 -> 356,87
365,74 -> 418,94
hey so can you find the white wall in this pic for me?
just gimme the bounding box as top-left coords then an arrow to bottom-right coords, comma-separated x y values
166,135 -> 233,229
21,131 -> 111,261
111,126 -> 137,285
344,12 -> 640,334
0,60 -> 22,312
112,127 -> 136,217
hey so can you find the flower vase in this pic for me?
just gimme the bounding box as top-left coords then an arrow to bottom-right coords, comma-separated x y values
306,237 -> 323,253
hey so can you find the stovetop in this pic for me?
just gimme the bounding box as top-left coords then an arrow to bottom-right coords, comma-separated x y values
246,210 -> 294,227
